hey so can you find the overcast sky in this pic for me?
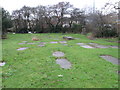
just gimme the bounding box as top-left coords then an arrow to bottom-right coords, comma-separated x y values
0,0 -> 119,14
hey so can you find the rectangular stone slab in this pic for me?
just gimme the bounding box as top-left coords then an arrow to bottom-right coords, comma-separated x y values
100,55 -> 119,65
77,43 -> 94,48
56,59 -> 71,69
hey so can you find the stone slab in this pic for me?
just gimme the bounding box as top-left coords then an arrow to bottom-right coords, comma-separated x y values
59,41 -> 67,43
53,51 -> 65,57
77,43 -> 94,48
17,47 -> 28,51
100,55 -> 119,65
56,59 -> 71,69
50,41 -> 58,44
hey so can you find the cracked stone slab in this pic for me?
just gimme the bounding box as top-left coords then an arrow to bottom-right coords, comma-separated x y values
59,41 -> 67,43
53,51 -> 65,57
56,59 -> 71,69
76,43 -> 94,48
100,55 -> 119,65
17,47 -> 28,51
50,41 -> 58,44
0,62 -> 6,66
88,43 -> 109,48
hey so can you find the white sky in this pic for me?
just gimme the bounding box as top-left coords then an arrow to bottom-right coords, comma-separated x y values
0,0 -> 119,14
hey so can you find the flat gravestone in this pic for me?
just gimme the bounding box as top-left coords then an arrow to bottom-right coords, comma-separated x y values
56,59 -> 71,69
0,62 -> 6,66
50,41 -> 58,44
76,43 -> 85,45
63,36 -> 74,40
38,45 -> 45,47
88,43 -> 109,48
100,55 -> 119,65
81,45 -> 94,48
39,42 -> 46,45
53,51 -> 65,57
109,46 -> 118,48
76,43 -> 94,48
17,47 -> 28,51
59,41 -> 67,43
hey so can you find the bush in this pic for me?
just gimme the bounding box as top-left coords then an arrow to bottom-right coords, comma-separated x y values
94,25 -> 118,38
71,24 -> 83,33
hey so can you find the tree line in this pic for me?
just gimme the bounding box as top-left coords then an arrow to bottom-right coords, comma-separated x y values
1,1 -> 119,38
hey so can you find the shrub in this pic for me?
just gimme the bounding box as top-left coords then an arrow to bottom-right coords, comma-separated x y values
94,25 -> 118,38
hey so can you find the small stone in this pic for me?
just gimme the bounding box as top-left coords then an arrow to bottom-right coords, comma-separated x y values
58,75 -> 63,77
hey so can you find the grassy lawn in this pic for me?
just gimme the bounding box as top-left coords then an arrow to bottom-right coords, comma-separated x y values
2,33 -> 119,88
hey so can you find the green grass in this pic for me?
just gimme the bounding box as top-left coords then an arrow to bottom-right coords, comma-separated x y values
2,33 -> 119,88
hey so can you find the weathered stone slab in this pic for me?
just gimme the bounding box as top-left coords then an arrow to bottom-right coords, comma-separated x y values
100,55 -> 119,65
0,62 -> 6,66
63,36 -> 74,40
50,41 -> 58,44
59,41 -> 67,43
109,46 -> 118,48
17,47 -> 28,51
53,51 -> 65,57
88,43 -> 109,48
81,45 -> 94,48
56,59 -> 71,69
76,43 -> 85,45
76,43 -> 94,48
39,42 -> 46,45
